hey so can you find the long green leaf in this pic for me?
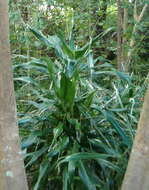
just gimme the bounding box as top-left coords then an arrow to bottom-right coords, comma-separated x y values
59,152 -> 117,163
48,136 -> 69,158
78,161 -> 96,190
21,135 -> 38,149
25,147 -> 48,168
29,27 -> 53,47
96,159 -> 121,172
63,167 -> 69,190
14,76 -> 38,86
103,111 -> 131,146
89,139 -> 119,156
34,160 -> 49,190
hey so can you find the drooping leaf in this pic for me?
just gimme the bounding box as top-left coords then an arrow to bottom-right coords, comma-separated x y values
14,76 -> 38,86
53,122 -> 63,140
21,135 -> 38,149
48,136 -> 69,158
89,139 -> 119,156
96,159 -> 121,172
68,160 -> 76,184
115,71 -> 131,83
78,161 -> 96,190
84,91 -> 95,108
63,167 -> 69,190
103,111 -> 131,146
34,160 -> 49,190
59,152 -> 117,163
57,31 -> 75,59
29,27 -> 53,47
75,43 -> 91,59
25,147 -> 48,168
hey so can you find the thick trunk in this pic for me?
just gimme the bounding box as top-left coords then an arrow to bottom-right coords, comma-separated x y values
121,86 -> 149,190
0,0 -> 28,189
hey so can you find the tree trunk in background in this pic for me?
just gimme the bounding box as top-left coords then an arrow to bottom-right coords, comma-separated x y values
126,2 -> 148,67
0,0 -> 28,189
117,0 -> 148,72
122,2 -> 128,71
117,0 -> 124,71
121,86 -> 149,190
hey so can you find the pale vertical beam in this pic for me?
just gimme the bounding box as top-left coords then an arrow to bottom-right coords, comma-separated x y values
0,0 -> 28,189
121,87 -> 149,190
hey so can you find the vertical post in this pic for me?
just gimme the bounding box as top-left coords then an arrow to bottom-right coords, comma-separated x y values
121,87 -> 149,190
0,0 -> 28,189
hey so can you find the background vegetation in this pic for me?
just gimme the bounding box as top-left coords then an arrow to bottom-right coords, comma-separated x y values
9,0 -> 149,189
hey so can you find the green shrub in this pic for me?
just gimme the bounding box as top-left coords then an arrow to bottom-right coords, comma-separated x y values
15,28 -> 146,190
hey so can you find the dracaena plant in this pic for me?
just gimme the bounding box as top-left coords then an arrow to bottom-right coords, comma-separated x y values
15,28 -> 144,190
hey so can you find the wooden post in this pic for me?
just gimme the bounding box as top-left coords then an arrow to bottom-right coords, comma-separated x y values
121,87 -> 149,190
0,0 -> 28,189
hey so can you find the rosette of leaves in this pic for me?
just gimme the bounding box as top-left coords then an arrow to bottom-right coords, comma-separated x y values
16,28 -> 139,190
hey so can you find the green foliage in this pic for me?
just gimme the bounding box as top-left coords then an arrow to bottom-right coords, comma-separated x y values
9,0 -> 149,189
14,29 -> 147,190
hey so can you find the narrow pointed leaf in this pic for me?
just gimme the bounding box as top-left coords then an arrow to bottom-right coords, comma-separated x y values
34,160 -> 49,190
78,161 -> 96,190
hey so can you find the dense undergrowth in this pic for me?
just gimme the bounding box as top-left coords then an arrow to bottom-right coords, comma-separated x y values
13,29 -> 148,190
